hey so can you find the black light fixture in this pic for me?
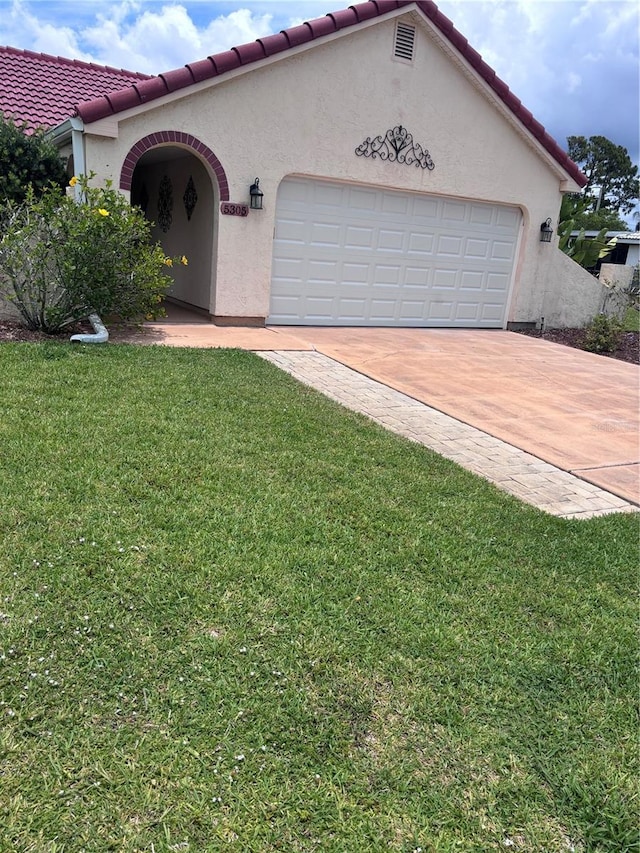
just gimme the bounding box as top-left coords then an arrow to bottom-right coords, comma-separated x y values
540,218 -> 554,243
249,178 -> 263,210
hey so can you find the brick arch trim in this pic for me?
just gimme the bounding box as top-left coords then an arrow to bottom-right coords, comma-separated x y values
119,131 -> 229,199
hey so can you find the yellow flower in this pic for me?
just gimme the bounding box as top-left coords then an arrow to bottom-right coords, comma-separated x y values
69,176 -> 78,187
181,255 -> 188,266
97,208 -> 109,217
163,257 -> 173,267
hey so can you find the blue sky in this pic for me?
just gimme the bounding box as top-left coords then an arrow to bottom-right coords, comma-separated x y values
1,0 -> 638,166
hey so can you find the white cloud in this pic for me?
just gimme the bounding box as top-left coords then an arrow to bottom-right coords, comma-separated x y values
81,5 -> 275,74
566,71 -> 582,94
0,1 -> 275,73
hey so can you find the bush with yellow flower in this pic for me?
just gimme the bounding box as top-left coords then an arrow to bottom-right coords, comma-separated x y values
0,173 -> 187,333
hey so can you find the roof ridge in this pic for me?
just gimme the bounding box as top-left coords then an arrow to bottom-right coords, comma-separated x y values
0,44 -> 152,80
70,0 -> 584,187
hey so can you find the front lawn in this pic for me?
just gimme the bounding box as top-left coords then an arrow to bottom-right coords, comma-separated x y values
0,343 -> 637,852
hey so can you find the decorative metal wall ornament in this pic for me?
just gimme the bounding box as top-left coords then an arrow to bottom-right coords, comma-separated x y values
355,125 -> 435,170
183,175 -> 198,221
157,175 -> 173,232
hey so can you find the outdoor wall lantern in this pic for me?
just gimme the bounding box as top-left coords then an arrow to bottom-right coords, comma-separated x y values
540,218 -> 554,243
249,178 -> 263,210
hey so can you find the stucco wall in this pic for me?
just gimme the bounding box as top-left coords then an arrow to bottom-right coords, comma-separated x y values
541,250 -> 606,328
81,11 -> 571,324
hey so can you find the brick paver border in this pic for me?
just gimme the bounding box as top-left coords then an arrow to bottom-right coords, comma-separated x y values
260,351 -> 637,520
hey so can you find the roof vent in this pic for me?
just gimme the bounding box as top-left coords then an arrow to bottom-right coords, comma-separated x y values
394,21 -> 416,61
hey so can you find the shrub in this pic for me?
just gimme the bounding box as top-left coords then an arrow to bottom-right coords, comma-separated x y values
0,176 -> 184,333
0,113 -> 67,204
583,313 -> 623,353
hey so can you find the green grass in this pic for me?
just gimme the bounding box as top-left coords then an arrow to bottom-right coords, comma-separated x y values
622,306 -> 640,332
0,342 -> 637,852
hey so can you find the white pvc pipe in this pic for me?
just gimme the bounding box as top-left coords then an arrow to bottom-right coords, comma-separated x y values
70,313 -> 109,344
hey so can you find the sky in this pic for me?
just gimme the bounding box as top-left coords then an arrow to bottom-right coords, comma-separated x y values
1,0 -> 638,168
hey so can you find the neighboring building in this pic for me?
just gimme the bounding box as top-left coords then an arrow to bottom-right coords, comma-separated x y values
2,0 -> 605,329
0,45 -> 150,133
600,233 -> 639,268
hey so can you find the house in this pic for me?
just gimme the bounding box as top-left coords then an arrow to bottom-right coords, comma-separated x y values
2,0 -> 602,329
582,232 -> 640,269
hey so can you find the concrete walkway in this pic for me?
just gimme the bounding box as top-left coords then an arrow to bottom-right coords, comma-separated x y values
111,312 -> 639,519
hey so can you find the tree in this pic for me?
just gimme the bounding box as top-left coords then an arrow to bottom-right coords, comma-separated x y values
0,113 -> 67,204
558,194 -> 616,269
567,135 -> 638,216
569,205 -> 628,233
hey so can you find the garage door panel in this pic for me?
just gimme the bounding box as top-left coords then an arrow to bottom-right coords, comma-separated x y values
469,205 -> 494,225
442,200 -> 467,221
413,197 -> 439,219
337,298 -> 367,319
496,207 -> 521,228
309,222 -> 341,247
491,240 -> 516,261
313,184 -> 344,207
405,267 -> 430,286
377,229 -> 406,251
348,187 -> 377,211
454,302 -> 482,321
270,178 -> 520,327
408,232 -> 435,255
275,217 -> 307,243
486,272 -> 510,292
428,300 -> 455,321
342,262 -> 370,283
437,235 -> 463,256
381,193 -> 410,215
345,226 -> 375,249
432,268 -> 458,289
460,270 -> 484,290
465,238 -> 489,259
308,260 -> 338,281
481,303 -> 506,321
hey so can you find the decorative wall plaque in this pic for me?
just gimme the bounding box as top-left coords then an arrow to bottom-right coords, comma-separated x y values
220,202 -> 249,217
183,176 -> 198,221
157,175 -> 173,232
355,125 -> 435,170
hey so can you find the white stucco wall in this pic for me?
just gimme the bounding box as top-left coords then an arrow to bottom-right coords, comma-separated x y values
81,10 -> 575,325
541,250 -> 607,328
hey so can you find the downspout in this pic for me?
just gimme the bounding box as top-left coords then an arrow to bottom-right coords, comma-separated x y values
69,116 -> 86,201
70,313 -> 109,344
48,118 -> 109,343
69,120 -> 109,340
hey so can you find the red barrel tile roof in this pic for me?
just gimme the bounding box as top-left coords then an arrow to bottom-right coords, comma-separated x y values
0,45 -> 151,132
1,1 -> 586,187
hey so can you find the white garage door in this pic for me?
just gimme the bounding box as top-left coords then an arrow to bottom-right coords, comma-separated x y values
269,178 -> 522,327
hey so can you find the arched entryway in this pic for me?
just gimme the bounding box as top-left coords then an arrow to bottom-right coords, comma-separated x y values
121,132 -> 229,313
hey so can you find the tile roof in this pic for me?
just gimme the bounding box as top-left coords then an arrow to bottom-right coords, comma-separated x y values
0,45 -> 151,132
1,0 -> 586,188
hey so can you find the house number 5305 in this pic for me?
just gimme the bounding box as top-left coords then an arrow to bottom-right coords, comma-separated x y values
220,202 -> 249,217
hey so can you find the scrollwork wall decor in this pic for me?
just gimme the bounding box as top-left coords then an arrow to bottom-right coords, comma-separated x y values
355,125 -> 435,170
183,175 -> 198,221
157,175 -> 173,232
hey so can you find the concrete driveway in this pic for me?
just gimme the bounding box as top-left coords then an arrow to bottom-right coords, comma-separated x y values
113,313 -> 639,506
